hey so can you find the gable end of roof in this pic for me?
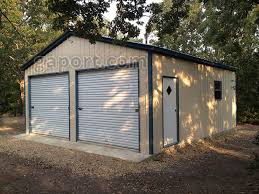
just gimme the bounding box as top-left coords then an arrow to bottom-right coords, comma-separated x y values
21,31 -> 236,71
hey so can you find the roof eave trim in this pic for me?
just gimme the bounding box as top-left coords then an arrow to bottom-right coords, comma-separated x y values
97,37 -> 236,71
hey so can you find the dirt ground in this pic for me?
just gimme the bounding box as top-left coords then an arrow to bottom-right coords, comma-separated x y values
0,116 -> 259,193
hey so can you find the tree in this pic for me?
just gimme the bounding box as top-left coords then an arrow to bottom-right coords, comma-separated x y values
47,0 -> 146,42
0,0 -> 61,115
200,0 -> 259,123
147,0 -> 259,123
0,0 -> 147,115
146,0 -> 191,41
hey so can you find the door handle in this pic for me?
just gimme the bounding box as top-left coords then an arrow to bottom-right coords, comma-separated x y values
31,106 -> 34,109
78,107 -> 83,111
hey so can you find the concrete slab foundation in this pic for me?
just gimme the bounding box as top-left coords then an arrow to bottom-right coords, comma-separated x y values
15,134 -> 150,162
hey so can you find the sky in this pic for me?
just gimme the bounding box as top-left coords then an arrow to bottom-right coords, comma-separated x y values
103,0 -> 163,40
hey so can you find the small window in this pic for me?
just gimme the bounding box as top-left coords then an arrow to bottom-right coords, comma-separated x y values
214,81 -> 222,100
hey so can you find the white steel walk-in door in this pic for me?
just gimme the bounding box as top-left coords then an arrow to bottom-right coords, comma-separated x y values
77,67 -> 140,150
30,74 -> 69,138
163,77 -> 178,146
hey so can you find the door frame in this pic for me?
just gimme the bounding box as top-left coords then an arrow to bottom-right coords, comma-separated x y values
75,63 -> 141,151
28,72 -> 70,140
162,76 -> 180,148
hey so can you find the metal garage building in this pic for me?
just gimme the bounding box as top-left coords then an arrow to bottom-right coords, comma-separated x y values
22,31 -> 236,155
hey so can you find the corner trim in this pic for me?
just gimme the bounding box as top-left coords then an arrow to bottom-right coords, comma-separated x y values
148,51 -> 153,154
24,72 -> 27,133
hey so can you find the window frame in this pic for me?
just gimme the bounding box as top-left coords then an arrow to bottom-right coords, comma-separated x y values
214,80 -> 222,100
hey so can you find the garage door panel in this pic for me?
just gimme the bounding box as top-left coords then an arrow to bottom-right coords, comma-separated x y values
79,101 -> 138,106
79,83 -> 138,89
79,79 -> 138,84
80,119 -> 138,127
80,82 -> 138,87
79,90 -> 138,95
78,68 -> 140,150
79,135 -> 139,149
80,76 -> 138,81
30,94 -> 68,98
80,133 -> 139,142
79,119 -> 138,127
81,110 -> 139,115
32,130 -> 69,138
80,138 -> 139,150
31,123 -> 69,135
30,74 -> 69,139
81,107 -> 139,113
79,71 -> 137,80
78,97 -> 138,102
78,125 -> 140,134
78,93 -> 139,97
32,107 -> 68,111
31,117 -> 69,123
80,115 -> 139,121
80,103 -> 138,108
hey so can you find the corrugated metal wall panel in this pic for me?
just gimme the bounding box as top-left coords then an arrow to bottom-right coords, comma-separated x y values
78,68 -> 140,150
30,74 -> 69,138
152,54 -> 236,153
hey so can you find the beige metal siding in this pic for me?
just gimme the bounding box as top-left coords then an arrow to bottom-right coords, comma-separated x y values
25,36 -> 150,154
152,54 -> 236,153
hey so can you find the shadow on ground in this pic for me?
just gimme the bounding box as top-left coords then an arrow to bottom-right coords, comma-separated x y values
0,116 -> 25,136
0,117 -> 259,193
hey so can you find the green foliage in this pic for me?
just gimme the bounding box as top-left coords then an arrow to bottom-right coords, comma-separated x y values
0,0 -> 61,115
147,0 -> 259,124
0,82 -> 22,116
129,37 -> 144,43
0,0 -> 258,124
47,0 -> 146,42
47,0 -> 109,42
146,0 -> 190,38
109,0 -> 146,40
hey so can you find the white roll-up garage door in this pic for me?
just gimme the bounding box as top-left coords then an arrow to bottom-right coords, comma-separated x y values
30,74 -> 69,138
77,67 -> 140,150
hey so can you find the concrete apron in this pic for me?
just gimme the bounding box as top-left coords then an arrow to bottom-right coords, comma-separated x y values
15,134 -> 150,162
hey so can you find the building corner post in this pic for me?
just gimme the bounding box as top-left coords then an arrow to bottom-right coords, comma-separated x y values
148,50 -> 153,154
69,70 -> 77,142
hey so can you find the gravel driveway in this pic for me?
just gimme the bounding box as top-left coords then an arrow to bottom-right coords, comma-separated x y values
0,116 -> 259,193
